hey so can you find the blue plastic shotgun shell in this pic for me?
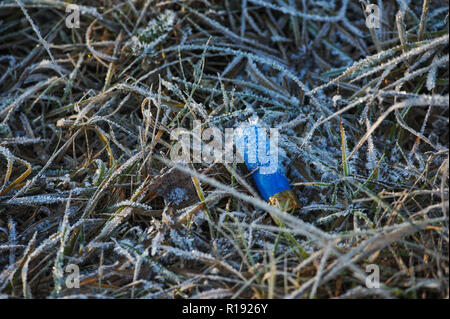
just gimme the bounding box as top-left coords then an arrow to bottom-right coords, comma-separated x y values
235,124 -> 300,211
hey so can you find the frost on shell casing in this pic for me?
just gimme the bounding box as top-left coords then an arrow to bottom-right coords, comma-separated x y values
235,122 -> 300,212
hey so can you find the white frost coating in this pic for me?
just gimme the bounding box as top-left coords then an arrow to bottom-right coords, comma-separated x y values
247,0 -> 348,22
426,55 -> 439,91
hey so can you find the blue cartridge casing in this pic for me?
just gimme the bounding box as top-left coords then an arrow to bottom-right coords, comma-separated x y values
235,124 -> 292,201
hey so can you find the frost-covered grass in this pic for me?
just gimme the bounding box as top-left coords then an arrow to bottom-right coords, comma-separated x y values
0,0 -> 448,299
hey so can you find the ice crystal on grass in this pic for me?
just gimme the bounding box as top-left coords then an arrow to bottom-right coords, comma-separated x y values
127,10 -> 176,56
4,194 -> 72,206
166,187 -> 189,206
